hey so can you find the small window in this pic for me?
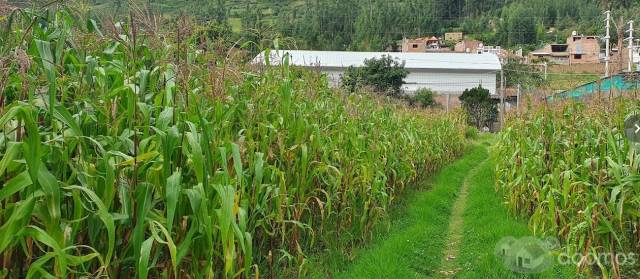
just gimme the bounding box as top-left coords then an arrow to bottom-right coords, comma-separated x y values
524,258 -> 531,264
574,54 -> 582,59
412,44 -> 418,48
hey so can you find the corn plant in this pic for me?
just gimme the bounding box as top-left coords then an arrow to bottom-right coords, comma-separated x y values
0,5 -> 467,278
496,99 -> 640,278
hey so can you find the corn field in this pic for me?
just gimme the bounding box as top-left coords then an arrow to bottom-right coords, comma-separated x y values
0,6 -> 467,278
496,99 -> 640,278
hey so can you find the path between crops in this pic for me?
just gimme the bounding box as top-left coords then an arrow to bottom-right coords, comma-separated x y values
435,156 -> 483,278
318,138 -> 577,279
317,143 -> 488,278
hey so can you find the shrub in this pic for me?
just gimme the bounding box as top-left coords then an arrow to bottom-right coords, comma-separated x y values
464,126 -> 480,139
459,86 -> 498,128
412,88 -> 437,108
341,55 -> 408,96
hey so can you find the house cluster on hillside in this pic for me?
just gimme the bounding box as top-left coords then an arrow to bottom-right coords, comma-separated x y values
400,32 -> 513,58
528,31 -> 640,67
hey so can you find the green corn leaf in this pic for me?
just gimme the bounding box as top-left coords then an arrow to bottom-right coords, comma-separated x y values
26,252 -> 56,279
138,237 -> 154,279
37,164 -> 61,227
150,221 -> 178,279
25,226 -> 67,278
133,183 -> 152,263
0,142 -> 21,177
53,105 -> 83,137
0,171 -> 32,201
166,171 -> 182,234
0,195 -> 37,253
35,39 -> 57,120
231,143 -> 243,188
64,185 -> 115,266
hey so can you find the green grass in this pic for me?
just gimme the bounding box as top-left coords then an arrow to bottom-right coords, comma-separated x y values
547,73 -> 599,91
307,136 -> 581,278
454,154 -> 577,278
305,144 -> 488,278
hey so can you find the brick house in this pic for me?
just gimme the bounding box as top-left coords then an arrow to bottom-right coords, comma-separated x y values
567,33 -> 600,64
454,40 -> 483,53
402,36 -> 442,52
529,32 -> 600,64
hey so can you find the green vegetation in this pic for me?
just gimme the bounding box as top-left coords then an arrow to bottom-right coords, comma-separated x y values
411,89 -> 438,109
6,2 -> 640,279
0,4 -> 469,278
496,99 -> 640,278
307,144 -> 488,278
504,59 -> 547,89
341,55 -> 408,96
455,148 -> 576,278
547,73 -> 600,91
460,86 -> 498,129
74,0 -> 640,51
309,137 -> 576,278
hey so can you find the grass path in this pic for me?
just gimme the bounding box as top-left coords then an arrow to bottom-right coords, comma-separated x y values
436,156 -> 485,277
313,144 -> 488,278
453,145 -> 576,278
311,138 -> 579,279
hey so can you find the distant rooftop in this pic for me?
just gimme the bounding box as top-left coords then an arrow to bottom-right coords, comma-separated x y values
253,50 -> 502,71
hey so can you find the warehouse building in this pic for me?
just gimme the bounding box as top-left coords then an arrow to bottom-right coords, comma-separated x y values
253,50 -> 502,97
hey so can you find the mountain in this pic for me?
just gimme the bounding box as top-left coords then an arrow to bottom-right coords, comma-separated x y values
51,0 -> 640,51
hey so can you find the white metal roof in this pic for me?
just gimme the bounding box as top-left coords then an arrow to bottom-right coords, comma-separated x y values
253,50 -> 502,71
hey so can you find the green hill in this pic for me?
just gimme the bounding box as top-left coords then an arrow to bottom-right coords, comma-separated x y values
26,0 -> 640,51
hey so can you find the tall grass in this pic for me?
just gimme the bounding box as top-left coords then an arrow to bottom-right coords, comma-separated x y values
0,6 -> 467,278
495,99 -> 640,278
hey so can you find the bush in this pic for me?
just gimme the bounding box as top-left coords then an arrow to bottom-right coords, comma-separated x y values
459,86 -> 498,128
412,88 -> 437,108
341,55 -> 408,96
464,126 -> 480,139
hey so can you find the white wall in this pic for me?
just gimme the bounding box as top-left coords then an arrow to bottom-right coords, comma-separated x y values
403,69 -> 498,95
316,67 -> 498,95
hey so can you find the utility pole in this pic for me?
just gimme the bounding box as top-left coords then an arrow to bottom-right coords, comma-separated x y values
618,16 -> 625,73
627,20 -> 635,72
500,70 -> 505,128
605,10 -> 611,77
516,84 -> 521,113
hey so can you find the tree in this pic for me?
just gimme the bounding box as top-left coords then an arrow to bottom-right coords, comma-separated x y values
503,58 -> 547,89
459,86 -> 498,128
341,55 -> 408,96
497,4 -> 539,47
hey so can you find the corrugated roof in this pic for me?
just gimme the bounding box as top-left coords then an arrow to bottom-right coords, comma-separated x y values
253,50 -> 502,71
